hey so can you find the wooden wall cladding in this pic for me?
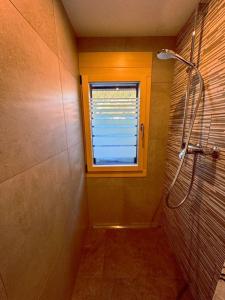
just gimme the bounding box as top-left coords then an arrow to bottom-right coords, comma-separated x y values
164,1 -> 225,299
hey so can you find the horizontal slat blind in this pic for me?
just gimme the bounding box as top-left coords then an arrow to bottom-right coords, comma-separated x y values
89,82 -> 139,165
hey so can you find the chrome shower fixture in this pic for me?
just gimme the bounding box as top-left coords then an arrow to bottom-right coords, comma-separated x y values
157,48 -> 220,209
157,49 -> 195,68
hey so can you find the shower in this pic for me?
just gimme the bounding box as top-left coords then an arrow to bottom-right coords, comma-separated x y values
157,49 -> 195,68
157,48 -> 219,209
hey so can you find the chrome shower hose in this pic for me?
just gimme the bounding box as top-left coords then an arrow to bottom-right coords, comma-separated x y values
165,66 -> 204,209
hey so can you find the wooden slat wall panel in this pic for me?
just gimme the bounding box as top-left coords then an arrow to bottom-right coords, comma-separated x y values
164,1 -> 225,299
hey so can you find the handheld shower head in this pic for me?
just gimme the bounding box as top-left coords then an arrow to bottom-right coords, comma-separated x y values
157,49 -> 195,68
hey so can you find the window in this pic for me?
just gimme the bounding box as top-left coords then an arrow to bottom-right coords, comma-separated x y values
90,82 -> 140,166
79,52 -> 152,177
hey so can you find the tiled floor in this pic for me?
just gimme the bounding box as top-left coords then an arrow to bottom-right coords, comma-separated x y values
72,227 -> 193,300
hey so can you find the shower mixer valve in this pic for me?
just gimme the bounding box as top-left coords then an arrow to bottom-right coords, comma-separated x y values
179,143 -> 220,159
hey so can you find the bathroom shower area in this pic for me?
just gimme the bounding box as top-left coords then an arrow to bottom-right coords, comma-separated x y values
164,1 -> 225,298
0,0 -> 224,299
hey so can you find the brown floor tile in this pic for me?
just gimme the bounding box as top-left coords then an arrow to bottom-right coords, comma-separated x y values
110,277 -> 184,300
72,228 -> 194,300
72,277 -> 102,299
103,228 -> 180,280
77,229 -> 106,278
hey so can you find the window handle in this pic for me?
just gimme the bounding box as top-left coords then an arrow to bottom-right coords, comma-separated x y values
140,123 -> 145,147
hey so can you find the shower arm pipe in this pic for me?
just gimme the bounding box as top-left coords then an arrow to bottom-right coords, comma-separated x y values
165,65 -> 204,209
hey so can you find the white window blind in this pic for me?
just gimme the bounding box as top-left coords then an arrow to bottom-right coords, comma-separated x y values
89,82 -> 140,166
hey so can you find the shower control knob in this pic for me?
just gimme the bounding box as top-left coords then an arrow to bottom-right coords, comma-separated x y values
211,146 -> 220,159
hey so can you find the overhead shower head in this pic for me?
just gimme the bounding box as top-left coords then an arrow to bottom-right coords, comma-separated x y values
157,49 -> 195,68
157,49 -> 176,60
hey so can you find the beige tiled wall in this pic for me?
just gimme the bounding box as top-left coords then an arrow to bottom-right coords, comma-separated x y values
78,37 -> 175,227
0,0 -> 88,299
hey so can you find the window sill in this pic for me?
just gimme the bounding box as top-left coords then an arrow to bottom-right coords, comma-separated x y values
85,170 -> 147,178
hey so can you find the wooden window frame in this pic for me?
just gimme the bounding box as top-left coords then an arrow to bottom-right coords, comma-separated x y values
79,52 -> 152,177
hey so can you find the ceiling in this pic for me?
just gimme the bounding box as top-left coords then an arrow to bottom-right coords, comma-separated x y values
61,0 -> 199,37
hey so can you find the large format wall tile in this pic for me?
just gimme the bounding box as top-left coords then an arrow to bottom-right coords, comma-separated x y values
151,58 -> 175,83
87,178 -> 124,226
149,83 -> 172,141
0,0 -> 66,183
9,0 -> 58,53
53,0 -> 78,76
60,61 -> 83,148
68,143 -> 85,184
0,0 -> 87,299
164,1 -> 225,299
0,152 -> 72,299
39,179 -> 88,300
78,37 -> 175,226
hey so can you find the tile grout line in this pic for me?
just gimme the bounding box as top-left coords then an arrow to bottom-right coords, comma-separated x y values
52,0 -> 70,156
7,0 -> 77,79
0,141 -> 80,186
37,3 -> 85,297
7,0 -> 58,57
0,135 -> 82,185
0,0 -> 82,186
51,0 -> 85,183
38,176 -> 86,300
1,1 -> 85,299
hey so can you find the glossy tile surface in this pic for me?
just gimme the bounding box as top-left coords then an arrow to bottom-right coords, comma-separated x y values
72,228 -> 194,300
